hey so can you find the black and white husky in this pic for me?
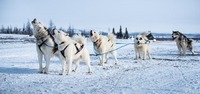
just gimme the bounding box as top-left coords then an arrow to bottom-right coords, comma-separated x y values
52,29 -> 92,75
31,18 -> 59,74
141,31 -> 156,42
172,31 -> 194,56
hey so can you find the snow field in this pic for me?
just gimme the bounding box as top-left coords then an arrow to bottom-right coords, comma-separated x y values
0,34 -> 200,94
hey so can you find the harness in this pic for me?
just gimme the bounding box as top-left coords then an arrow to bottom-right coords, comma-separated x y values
93,38 -> 114,55
59,42 -> 84,58
37,35 -> 50,53
60,44 -> 69,58
93,39 -> 102,49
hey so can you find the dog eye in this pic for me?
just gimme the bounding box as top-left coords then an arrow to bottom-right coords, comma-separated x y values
140,38 -> 142,40
136,38 -> 138,40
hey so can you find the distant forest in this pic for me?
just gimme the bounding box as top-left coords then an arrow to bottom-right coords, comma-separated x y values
0,20 -> 200,40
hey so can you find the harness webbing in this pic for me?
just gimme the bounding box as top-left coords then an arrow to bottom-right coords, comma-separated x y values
60,44 -> 69,58
37,39 -> 48,53
74,43 -> 84,55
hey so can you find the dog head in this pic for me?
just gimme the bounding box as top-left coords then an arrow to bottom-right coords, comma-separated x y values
141,31 -> 156,42
134,35 -> 149,46
31,18 -> 49,39
90,30 -> 100,42
172,31 -> 180,40
52,29 -> 69,45
31,18 -> 47,30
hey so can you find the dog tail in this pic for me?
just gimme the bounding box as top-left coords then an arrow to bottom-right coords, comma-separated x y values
74,36 -> 86,45
108,34 -> 116,43
187,38 -> 193,50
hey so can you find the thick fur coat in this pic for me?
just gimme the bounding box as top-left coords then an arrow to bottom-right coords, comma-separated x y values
53,29 -> 92,75
90,30 -> 118,66
172,31 -> 194,56
31,18 -> 58,74
134,35 -> 151,60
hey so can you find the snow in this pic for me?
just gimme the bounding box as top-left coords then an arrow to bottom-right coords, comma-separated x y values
0,34 -> 200,94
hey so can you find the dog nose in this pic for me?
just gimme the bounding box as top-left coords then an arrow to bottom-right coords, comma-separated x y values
52,29 -> 56,35
31,18 -> 37,24
90,30 -> 93,36
137,41 -> 140,44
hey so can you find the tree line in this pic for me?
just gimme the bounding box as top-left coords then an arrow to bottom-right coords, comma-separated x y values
0,20 -> 33,36
0,20 -> 130,39
112,25 -> 129,39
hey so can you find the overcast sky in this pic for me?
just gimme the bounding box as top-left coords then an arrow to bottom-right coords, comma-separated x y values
0,0 -> 200,33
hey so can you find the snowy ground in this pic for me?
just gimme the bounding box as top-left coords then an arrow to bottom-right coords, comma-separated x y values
0,34 -> 200,94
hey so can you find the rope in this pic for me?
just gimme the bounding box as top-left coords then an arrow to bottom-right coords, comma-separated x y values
94,43 -> 135,56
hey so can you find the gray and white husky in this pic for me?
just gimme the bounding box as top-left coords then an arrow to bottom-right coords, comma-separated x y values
31,18 -> 59,74
172,31 -> 194,56
141,31 -> 156,42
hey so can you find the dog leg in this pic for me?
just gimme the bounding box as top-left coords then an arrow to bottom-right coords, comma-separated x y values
85,60 -> 92,73
147,49 -> 151,60
177,43 -> 182,55
44,55 -> 51,74
101,55 -> 105,66
82,53 -> 92,73
191,50 -> 195,55
135,48 -> 139,60
143,51 -> 146,60
59,57 -> 66,75
37,51 -> 43,73
73,60 -> 79,72
182,45 -> 187,56
111,51 -> 118,65
105,54 -> 108,64
67,58 -> 73,75
98,56 -> 102,65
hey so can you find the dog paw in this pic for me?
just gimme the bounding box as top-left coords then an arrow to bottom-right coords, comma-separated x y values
88,72 -> 92,74
72,70 -> 76,72
98,63 -> 104,66
38,71 -> 43,74
59,73 -> 62,75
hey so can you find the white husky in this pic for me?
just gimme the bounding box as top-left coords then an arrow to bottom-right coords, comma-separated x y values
134,35 -> 151,60
52,29 -> 92,75
90,30 -> 118,66
31,18 -> 59,74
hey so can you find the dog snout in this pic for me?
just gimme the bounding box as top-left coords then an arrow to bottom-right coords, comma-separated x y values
52,29 -> 56,35
137,41 -> 140,44
31,18 -> 37,24
90,30 -> 93,36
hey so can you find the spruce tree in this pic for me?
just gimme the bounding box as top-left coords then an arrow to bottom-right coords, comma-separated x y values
124,27 -> 129,39
112,28 -> 116,35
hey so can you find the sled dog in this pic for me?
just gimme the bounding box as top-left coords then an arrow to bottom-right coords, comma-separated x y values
141,31 -> 156,42
52,29 -> 92,75
134,35 -> 151,60
31,18 -> 59,74
172,31 -> 194,56
90,30 -> 118,66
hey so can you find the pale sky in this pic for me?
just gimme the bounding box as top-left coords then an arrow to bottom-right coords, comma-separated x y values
0,0 -> 200,33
